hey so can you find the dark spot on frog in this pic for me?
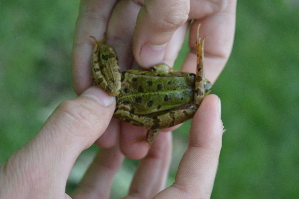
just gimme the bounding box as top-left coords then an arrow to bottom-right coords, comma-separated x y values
136,97 -> 142,103
157,105 -> 161,110
151,117 -> 160,129
100,65 -> 105,70
169,111 -> 175,126
132,78 -> 137,82
147,100 -> 154,107
167,81 -> 172,85
147,81 -> 153,86
164,95 -> 169,101
157,84 -> 163,90
93,67 -> 100,72
196,76 -> 202,81
138,86 -> 144,92
183,110 -> 189,117
124,88 -> 129,93
101,54 -> 109,61
121,101 -> 130,105
97,77 -> 104,84
121,74 -> 126,81
196,88 -> 203,96
93,60 -> 98,64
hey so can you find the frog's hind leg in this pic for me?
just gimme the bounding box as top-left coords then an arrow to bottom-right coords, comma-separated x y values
145,129 -> 160,144
131,129 -> 160,145
194,25 -> 206,106
114,107 -> 197,144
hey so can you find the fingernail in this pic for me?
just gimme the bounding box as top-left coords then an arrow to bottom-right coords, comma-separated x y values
140,43 -> 166,66
217,97 -> 222,116
217,98 -> 226,133
81,87 -> 115,107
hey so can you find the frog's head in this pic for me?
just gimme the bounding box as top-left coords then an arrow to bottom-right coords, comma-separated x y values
204,78 -> 212,95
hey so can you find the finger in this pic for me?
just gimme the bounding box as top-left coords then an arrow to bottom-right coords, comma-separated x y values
71,146 -> 124,199
155,95 -> 224,198
73,0 -> 142,151
182,0 -> 237,84
119,123 -> 150,160
95,118 -> 119,148
89,1 -> 152,158
123,132 -> 172,199
133,0 -> 190,67
72,0 -> 117,95
1,87 -> 115,197
105,0 -> 141,71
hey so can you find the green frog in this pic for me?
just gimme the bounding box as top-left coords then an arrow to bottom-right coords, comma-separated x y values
90,27 -> 211,144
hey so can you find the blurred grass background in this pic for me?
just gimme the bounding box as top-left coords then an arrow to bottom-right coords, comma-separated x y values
1,0 -> 299,198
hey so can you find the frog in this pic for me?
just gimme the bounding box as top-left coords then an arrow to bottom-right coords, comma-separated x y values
90,26 -> 212,144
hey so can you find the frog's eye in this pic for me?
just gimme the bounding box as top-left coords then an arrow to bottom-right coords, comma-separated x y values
204,79 -> 212,95
186,73 -> 196,77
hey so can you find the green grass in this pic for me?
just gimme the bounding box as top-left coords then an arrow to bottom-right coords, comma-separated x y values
1,0 -> 299,198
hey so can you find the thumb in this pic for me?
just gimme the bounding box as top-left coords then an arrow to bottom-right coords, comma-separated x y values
0,86 -> 115,198
41,86 -> 116,152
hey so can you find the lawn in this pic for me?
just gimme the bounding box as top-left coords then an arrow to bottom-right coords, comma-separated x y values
1,0 -> 299,198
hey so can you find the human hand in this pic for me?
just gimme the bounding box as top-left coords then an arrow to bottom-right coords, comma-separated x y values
0,89 -> 223,198
72,0 -> 235,159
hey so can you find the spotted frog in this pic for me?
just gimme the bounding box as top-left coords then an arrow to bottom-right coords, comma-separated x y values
91,27 -> 211,144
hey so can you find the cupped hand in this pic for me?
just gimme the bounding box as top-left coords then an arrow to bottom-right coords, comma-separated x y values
72,0 -> 235,159
0,88 -> 224,198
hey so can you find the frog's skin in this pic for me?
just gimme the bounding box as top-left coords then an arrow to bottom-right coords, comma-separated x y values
90,28 -> 211,144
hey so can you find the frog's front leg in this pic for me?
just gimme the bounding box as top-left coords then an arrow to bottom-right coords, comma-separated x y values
91,36 -> 121,96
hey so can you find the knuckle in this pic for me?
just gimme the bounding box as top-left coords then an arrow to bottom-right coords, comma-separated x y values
57,100 -> 98,132
150,0 -> 189,31
206,0 -> 230,13
132,0 -> 144,6
161,2 -> 189,29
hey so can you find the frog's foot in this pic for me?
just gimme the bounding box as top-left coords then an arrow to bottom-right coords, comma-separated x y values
129,136 -> 147,144
129,129 -> 160,145
90,36 -> 106,46
146,129 -> 160,144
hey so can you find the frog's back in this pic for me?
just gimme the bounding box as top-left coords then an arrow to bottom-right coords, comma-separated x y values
117,70 -> 195,115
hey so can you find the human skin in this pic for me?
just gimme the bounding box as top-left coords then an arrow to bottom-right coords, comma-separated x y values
72,0 -> 236,159
0,1 -> 234,198
0,87 -> 224,199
